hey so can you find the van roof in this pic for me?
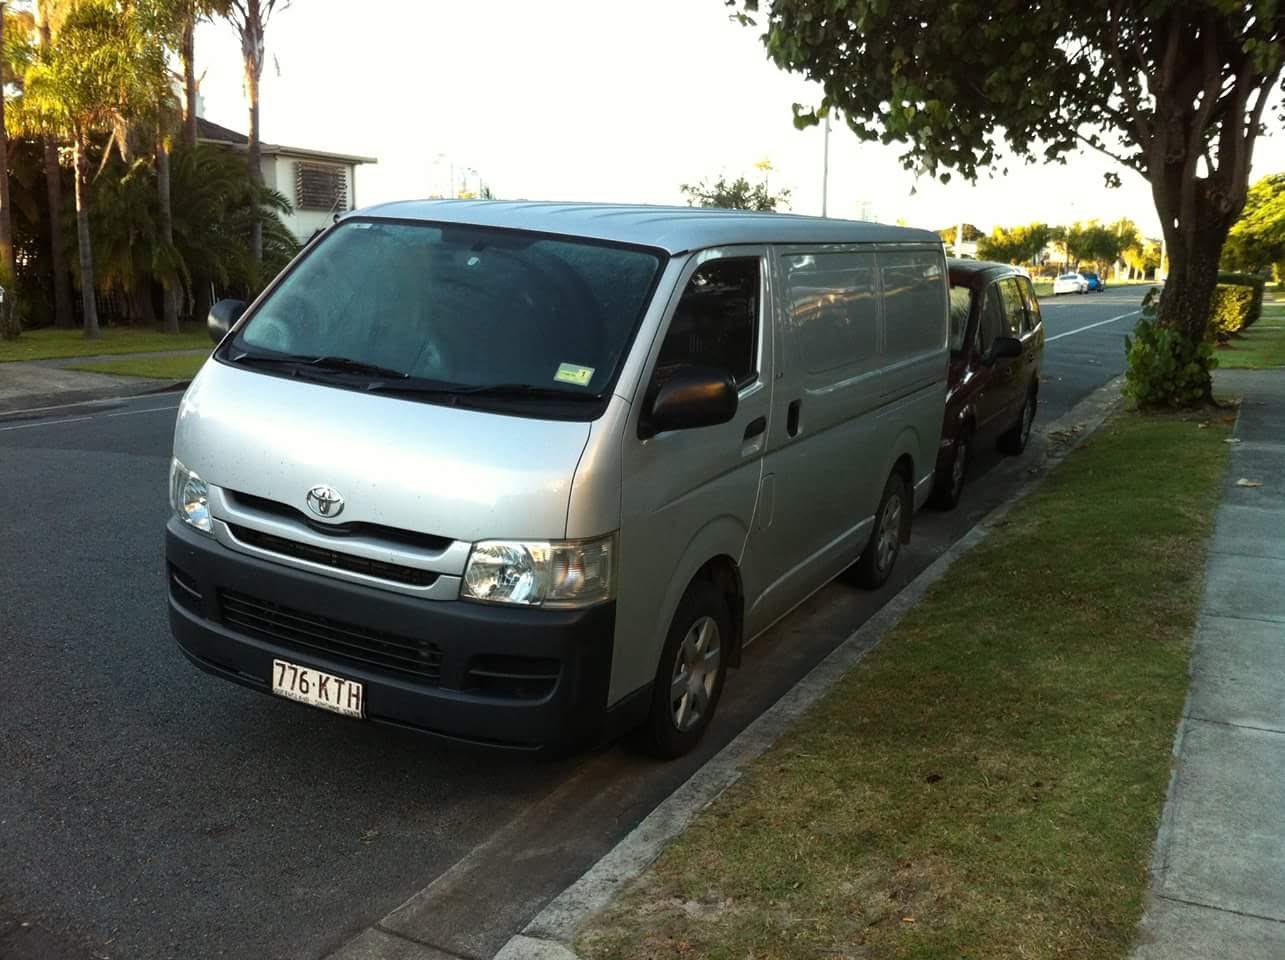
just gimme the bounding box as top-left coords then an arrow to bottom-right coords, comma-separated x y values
351,200 -> 942,255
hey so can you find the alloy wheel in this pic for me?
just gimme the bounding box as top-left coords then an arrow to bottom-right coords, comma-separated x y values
670,616 -> 721,732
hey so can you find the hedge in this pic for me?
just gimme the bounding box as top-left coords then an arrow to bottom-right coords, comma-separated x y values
1218,271 -> 1266,328
1210,283 -> 1256,340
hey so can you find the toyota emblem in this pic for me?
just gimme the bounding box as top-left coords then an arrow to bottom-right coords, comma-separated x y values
306,485 -> 345,518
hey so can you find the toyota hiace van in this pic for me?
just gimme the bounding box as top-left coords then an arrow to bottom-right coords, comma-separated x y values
166,202 -> 948,757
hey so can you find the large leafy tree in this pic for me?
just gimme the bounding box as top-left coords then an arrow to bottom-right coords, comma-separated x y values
17,0 -> 167,337
1222,172 -> 1285,275
977,222 -> 1053,264
680,173 -> 791,211
733,0 -> 1283,400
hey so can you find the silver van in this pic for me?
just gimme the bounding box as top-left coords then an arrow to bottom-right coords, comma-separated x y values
167,202 -> 947,757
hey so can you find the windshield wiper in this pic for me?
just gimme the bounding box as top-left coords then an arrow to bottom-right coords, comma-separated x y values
362,381 -> 596,402
229,349 -> 409,381
451,383 -> 597,400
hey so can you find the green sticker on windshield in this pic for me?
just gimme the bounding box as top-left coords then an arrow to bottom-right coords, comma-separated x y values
554,363 -> 595,387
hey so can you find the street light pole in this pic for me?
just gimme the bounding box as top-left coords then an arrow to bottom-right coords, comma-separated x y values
821,112 -> 831,218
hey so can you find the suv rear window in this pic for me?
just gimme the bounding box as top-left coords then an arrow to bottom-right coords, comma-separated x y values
948,285 -> 972,353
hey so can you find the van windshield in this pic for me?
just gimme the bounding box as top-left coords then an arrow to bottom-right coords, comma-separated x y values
229,220 -> 664,401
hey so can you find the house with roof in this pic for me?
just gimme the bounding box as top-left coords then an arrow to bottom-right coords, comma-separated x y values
197,117 -> 378,243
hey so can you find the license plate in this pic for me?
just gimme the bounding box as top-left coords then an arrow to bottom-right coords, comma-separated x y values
271,658 -> 364,718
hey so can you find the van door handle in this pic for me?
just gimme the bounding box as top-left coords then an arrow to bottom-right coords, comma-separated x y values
743,416 -> 766,440
787,399 -> 801,437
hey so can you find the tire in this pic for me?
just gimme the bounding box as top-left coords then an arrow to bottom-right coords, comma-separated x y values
931,424 -> 973,510
999,388 -> 1037,455
848,471 -> 910,589
634,579 -> 731,760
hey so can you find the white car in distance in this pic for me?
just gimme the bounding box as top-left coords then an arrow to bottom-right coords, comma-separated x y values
1052,272 -> 1089,295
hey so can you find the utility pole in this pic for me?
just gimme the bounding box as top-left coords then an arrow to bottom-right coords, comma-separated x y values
956,220 -> 965,257
821,112 -> 831,218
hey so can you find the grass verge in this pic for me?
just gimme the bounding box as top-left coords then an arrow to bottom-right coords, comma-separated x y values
0,326 -> 210,362
579,411 -> 1230,960
67,354 -> 207,380
1217,303 -> 1285,370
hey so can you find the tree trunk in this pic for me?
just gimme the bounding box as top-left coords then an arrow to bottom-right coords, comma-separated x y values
182,15 -> 199,149
247,68 -> 263,270
194,277 -> 212,330
1156,226 -> 1227,341
0,1 -> 18,341
73,137 -> 100,340
36,1 -> 74,329
157,130 -> 179,333
44,139 -> 75,328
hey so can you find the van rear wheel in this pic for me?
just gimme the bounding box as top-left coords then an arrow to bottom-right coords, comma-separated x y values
848,471 -> 909,589
634,580 -> 730,760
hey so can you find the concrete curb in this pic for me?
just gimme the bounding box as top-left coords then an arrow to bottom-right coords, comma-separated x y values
0,379 -> 190,418
328,376 -> 1126,960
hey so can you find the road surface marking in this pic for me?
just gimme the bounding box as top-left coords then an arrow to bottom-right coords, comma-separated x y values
0,403 -> 178,433
1046,310 -> 1139,343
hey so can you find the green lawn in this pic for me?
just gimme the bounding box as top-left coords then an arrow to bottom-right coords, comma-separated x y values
67,353 -> 207,380
1217,303 -> 1285,370
579,412 -> 1230,960
0,326 -> 211,362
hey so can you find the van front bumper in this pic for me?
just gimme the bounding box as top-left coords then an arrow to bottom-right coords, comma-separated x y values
166,520 -> 625,752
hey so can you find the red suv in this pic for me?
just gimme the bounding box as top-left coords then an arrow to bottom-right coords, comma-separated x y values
933,260 -> 1045,508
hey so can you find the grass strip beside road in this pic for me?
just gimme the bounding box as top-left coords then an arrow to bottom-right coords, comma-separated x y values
1217,302 -> 1285,370
579,411 -> 1230,960
0,326 -> 210,362
67,354 -> 207,380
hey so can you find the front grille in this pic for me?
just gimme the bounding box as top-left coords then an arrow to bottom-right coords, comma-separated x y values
226,490 -> 453,552
463,654 -> 560,701
228,524 -> 439,588
220,591 -> 443,684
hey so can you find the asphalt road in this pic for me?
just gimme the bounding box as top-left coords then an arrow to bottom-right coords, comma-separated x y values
0,289 -> 1144,960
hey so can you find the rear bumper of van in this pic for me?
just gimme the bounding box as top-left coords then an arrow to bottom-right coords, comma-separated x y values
165,521 -> 632,752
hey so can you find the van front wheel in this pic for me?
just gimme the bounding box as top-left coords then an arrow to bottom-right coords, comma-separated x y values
848,471 -> 909,589
635,580 -> 731,760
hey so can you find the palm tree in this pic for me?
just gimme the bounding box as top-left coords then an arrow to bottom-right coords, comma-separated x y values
226,0 -> 284,273
17,0 -> 167,338
0,1 -> 29,339
168,142 -> 296,296
177,0 -> 228,148
32,0 -> 73,328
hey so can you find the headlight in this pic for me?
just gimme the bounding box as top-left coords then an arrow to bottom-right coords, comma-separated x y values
461,534 -> 615,608
169,458 -> 212,534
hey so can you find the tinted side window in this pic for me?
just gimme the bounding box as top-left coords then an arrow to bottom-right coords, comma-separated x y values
948,285 -> 973,353
657,258 -> 759,385
976,285 -> 1005,356
785,252 -> 879,374
998,278 -> 1027,337
881,251 -> 947,358
1018,277 -> 1042,332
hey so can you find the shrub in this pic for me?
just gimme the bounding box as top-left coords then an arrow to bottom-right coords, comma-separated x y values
1218,271 -> 1266,327
1209,283 -> 1255,340
1124,288 -> 1217,407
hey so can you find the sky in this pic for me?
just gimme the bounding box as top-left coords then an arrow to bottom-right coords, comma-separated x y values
192,0 -> 1285,240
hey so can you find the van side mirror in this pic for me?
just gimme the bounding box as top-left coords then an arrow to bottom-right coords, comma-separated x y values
208,299 -> 247,343
989,336 -> 1022,362
639,365 -> 738,439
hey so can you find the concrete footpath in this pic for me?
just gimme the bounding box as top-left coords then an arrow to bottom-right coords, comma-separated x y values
1134,368 -> 1285,959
